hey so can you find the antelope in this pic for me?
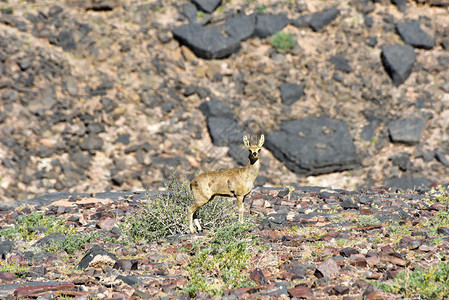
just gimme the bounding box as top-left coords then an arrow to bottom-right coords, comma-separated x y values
188,134 -> 264,233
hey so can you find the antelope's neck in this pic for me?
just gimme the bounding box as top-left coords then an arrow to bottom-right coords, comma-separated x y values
247,158 -> 260,177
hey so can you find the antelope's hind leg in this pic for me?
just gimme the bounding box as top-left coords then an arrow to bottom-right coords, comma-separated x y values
187,204 -> 196,233
193,210 -> 202,232
188,192 -> 209,233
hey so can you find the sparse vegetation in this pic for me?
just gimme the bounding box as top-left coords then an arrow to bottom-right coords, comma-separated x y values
429,185 -> 449,203
0,212 -> 76,241
373,262 -> 449,298
328,213 -> 350,224
45,232 -> 100,254
182,222 -> 258,297
386,222 -> 411,237
257,5 -> 266,13
357,214 -> 380,227
271,31 -> 295,51
0,261 -> 29,277
120,173 -> 238,243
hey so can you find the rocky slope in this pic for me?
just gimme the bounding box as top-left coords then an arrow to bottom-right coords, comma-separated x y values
0,0 -> 449,203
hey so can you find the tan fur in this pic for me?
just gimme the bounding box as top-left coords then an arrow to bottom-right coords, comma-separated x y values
188,134 -> 264,233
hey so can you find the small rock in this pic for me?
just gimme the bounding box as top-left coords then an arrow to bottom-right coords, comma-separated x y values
277,188 -> 290,198
309,7 -> 339,32
340,197 -> 358,210
330,54 -> 352,73
96,218 -> 115,231
291,14 -> 312,28
392,0 -> 407,11
57,30 -> 76,51
254,13 -> 289,38
380,253 -> 408,267
0,271 -> 16,282
279,83 -> 304,105
36,232 -> 66,247
78,247 -> 118,270
269,213 -> 287,226
386,177 -> 432,191
314,258 -> 340,279
114,259 -> 138,271
418,244 -> 436,252
250,268 -> 268,285
80,134 -> 103,151
114,134 -> 131,145
396,20 -> 435,50
199,100 -> 234,119
288,285 -> 313,298
438,227 -> 449,235
390,153 -> 411,171
340,247 -> 359,258
84,0 -> 119,10
366,36 -> 377,47
388,118 -> 425,145
329,285 -> 350,295
350,254 -> 368,267
225,14 -> 256,41
172,23 -> 240,59
285,262 -> 307,277
381,44 -> 416,86
191,0 -> 221,13
181,3 -> 197,23
435,150 -> 449,167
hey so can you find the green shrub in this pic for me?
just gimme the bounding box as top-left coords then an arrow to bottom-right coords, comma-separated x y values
0,212 -> 76,241
357,215 -> 380,227
373,262 -> 449,298
182,222 -> 258,297
431,210 -> 449,230
0,261 -> 29,277
386,222 -> 411,237
120,173 -> 238,243
328,214 -> 349,224
45,232 -> 100,254
272,31 -> 295,51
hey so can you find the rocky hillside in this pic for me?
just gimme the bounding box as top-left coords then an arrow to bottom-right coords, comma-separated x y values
1,0 -> 449,203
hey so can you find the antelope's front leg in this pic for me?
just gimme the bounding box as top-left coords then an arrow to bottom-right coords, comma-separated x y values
237,196 -> 244,223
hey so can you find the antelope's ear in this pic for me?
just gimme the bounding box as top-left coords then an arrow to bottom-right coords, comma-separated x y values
258,134 -> 265,147
243,135 -> 250,147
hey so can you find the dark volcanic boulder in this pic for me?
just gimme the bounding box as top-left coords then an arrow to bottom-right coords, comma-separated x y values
265,117 -> 360,175
199,99 -> 234,119
254,13 -> 289,38
381,44 -> 416,86
225,14 -> 256,41
388,117 -> 425,145
330,54 -> 352,73
386,177 -> 432,191
199,100 -> 245,147
57,30 -> 76,51
192,0 -> 221,13
396,21 -> 435,50
78,247 -> 118,270
172,23 -> 240,59
279,83 -> 304,105
207,117 -> 245,147
309,7 -> 339,32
